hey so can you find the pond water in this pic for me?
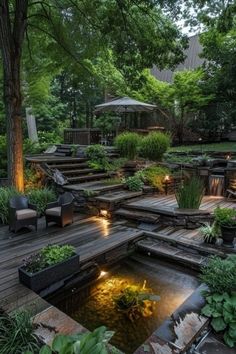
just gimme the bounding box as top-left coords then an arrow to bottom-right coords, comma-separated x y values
49,254 -> 199,354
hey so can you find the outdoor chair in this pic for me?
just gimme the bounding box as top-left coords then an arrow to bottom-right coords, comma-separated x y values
45,192 -> 74,227
9,196 -> 38,233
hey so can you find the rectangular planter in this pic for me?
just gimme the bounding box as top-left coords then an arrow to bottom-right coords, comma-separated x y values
18,254 -> 80,292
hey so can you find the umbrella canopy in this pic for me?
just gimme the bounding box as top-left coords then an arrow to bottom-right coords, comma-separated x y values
94,96 -> 156,113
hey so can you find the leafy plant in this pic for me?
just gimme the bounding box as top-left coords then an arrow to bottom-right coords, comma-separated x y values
175,177 -> 204,209
201,292 -> 236,348
27,188 -> 57,215
113,284 -> 160,322
115,132 -> 141,160
139,132 -> 171,161
23,244 -> 76,273
200,255 -> 236,294
0,187 -> 22,224
214,207 -> 236,228
124,175 -> 144,191
141,165 -> 171,192
0,310 -> 40,354
199,223 -> 218,243
192,154 -> 210,167
85,144 -> 111,171
30,326 -> 114,354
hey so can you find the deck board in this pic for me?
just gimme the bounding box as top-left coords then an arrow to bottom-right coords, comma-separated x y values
0,216 -> 142,313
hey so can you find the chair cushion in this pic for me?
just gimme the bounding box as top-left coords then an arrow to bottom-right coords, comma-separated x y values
45,207 -> 61,216
16,209 -> 37,220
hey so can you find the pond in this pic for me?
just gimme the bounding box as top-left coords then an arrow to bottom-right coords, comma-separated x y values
48,254 -> 199,354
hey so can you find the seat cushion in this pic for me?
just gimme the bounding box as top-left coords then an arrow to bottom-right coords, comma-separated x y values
45,207 -> 61,216
16,209 -> 37,220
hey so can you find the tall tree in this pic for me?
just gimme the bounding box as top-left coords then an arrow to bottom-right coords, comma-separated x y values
0,0 -> 186,190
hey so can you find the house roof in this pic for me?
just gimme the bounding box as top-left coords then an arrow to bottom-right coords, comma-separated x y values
151,34 -> 204,83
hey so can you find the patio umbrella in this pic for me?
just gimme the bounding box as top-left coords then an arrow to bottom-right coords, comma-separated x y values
94,96 -> 157,113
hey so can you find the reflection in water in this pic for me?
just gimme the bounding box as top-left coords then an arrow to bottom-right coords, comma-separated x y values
51,256 -> 199,354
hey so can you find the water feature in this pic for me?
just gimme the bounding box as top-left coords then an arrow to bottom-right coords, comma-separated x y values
48,254 -> 199,354
209,174 -> 225,196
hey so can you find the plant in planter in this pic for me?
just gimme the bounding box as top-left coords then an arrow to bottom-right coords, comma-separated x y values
214,207 -> 236,248
124,175 -> 144,192
27,326 -> 114,354
175,177 -> 204,209
19,244 -> 79,292
199,223 -> 218,244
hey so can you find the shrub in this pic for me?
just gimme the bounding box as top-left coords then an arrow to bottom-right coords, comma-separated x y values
0,187 -> 22,224
214,207 -> 236,227
139,132 -> 171,161
199,223 -> 218,243
142,166 -> 171,192
27,188 -> 56,215
175,177 -> 204,209
200,255 -> 236,294
85,144 -> 110,171
115,132 -> 141,160
32,326 -> 114,354
23,244 -> 76,273
0,310 -> 40,354
125,175 -> 144,191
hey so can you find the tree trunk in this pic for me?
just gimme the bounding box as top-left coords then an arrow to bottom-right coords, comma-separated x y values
0,0 -> 28,192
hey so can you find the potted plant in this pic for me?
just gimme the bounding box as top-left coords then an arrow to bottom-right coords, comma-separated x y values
175,177 -> 204,210
199,223 -> 218,244
19,244 -> 79,292
214,207 -> 236,248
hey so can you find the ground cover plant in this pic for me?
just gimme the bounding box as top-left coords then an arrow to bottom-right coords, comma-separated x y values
200,255 -> 236,348
199,223 -> 218,244
0,309 -> 40,354
139,132 -> 171,161
22,244 -> 76,274
141,165 -> 171,192
85,144 -> 111,171
169,142 -> 236,153
175,177 -> 204,209
124,175 -> 144,191
115,132 -> 141,160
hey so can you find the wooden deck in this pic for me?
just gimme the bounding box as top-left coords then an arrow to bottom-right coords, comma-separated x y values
125,195 -> 236,213
0,216 -> 142,313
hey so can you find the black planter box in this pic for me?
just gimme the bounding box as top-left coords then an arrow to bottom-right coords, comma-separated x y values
18,254 -> 80,292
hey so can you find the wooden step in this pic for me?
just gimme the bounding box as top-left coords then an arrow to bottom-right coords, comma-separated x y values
64,181 -> 123,193
95,190 -> 142,203
67,173 -> 112,183
48,162 -> 89,169
137,238 -> 208,270
60,168 -> 98,175
115,208 -> 160,223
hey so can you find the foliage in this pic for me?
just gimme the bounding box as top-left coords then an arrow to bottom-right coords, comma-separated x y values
85,144 -> 111,171
113,283 -> 160,322
192,154 -> 210,167
0,187 -> 21,224
139,132 -> 171,161
94,114 -> 120,136
141,165 -> 171,192
102,177 -> 123,186
199,223 -> 218,243
200,255 -> 236,294
175,177 -> 204,209
163,153 -> 193,165
214,207 -> 236,228
31,326 -> 114,354
201,292 -> 236,348
27,188 -> 57,215
23,244 -> 76,274
0,310 -> 40,354
109,158 -> 128,173
170,142 -> 236,153
24,167 -> 43,190
124,176 -> 144,192
115,132 -> 141,160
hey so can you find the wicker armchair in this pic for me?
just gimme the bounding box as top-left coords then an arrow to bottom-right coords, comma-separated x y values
9,196 -> 38,233
45,192 -> 74,227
